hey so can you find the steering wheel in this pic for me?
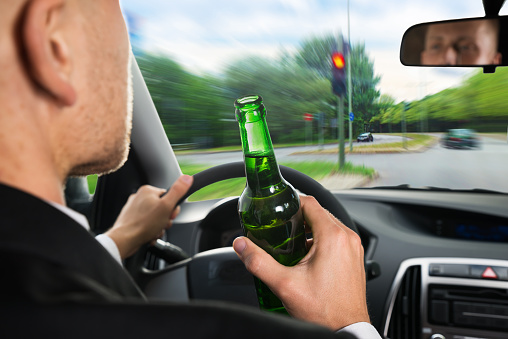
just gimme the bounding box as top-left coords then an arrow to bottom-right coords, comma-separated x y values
135,161 -> 358,307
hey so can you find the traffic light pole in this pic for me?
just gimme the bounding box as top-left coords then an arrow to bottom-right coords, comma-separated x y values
338,96 -> 345,169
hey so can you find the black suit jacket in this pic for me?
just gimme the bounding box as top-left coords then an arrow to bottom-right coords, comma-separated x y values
0,183 -> 357,338
0,183 -> 143,301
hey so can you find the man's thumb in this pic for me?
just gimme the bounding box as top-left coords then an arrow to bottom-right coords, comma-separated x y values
233,236 -> 285,288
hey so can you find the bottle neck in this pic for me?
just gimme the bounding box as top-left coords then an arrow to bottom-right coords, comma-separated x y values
238,114 -> 275,157
238,117 -> 283,194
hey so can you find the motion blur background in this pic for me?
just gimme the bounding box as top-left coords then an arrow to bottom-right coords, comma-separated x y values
113,0 -> 508,196
120,0 -> 508,148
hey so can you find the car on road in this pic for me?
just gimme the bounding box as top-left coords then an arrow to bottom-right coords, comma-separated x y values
441,128 -> 480,149
15,1 -> 508,339
357,132 -> 374,142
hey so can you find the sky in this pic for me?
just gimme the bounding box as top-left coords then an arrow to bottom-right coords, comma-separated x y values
120,0 -> 508,102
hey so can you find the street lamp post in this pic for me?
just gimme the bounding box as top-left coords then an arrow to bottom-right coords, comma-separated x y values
347,0 -> 353,152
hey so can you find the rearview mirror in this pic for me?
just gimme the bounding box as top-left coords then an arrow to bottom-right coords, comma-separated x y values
400,16 -> 508,72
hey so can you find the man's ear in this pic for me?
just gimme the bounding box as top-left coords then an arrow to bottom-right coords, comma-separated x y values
22,0 -> 76,106
493,52 -> 502,65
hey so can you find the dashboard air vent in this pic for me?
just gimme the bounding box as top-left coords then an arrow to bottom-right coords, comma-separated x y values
387,265 -> 422,339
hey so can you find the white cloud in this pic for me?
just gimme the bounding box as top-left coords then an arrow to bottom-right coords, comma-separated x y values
149,41 -> 295,76
122,0 -> 504,102
370,49 -> 474,102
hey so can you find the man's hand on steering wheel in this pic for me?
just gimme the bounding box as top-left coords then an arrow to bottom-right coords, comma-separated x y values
105,175 -> 193,259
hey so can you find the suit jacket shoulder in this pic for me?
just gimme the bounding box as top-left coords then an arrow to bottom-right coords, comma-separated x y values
0,183 -> 144,302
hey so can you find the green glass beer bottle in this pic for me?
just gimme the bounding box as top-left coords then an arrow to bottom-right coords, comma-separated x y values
234,95 -> 308,315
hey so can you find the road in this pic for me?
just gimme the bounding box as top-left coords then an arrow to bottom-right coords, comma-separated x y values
176,135 -> 508,193
354,136 -> 508,192
176,134 -> 405,166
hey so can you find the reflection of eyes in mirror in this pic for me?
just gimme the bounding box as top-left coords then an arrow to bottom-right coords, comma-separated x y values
425,37 -> 481,65
421,20 -> 500,65
401,17 -> 506,67
456,41 -> 478,54
427,39 -> 477,54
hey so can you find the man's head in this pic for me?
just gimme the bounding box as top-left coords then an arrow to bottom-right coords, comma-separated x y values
421,19 -> 502,65
0,0 -> 132,201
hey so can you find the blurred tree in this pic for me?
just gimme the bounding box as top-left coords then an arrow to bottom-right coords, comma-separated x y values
463,68 -> 508,119
295,34 -> 340,79
373,68 -> 508,133
137,53 -> 232,148
223,57 -> 333,143
423,68 -> 508,131
371,94 -> 396,132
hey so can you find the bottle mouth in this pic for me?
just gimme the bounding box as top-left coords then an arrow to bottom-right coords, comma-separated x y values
235,95 -> 265,122
234,95 -> 263,108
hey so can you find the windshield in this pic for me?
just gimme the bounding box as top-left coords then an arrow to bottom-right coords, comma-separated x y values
119,0 -> 508,199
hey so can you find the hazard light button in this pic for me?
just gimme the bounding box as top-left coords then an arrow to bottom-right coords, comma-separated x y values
470,265 -> 508,280
482,267 -> 498,279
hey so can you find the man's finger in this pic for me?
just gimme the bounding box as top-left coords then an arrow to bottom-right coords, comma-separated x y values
161,175 -> 193,209
300,196 -> 343,240
233,237 -> 288,290
170,206 -> 181,219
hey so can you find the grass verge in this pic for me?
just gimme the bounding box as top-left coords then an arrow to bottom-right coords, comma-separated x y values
357,133 -> 435,150
174,139 -> 351,155
181,161 -> 375,201
293,133 -> 438,155
87,174 -> 98,195
477,133 -> 508,141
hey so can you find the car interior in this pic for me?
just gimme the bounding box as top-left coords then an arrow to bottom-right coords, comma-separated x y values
6,1 -> 508,339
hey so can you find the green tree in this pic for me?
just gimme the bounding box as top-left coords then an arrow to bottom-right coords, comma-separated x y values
138,53 -> 232,147
295,34 -> 341,79
223,57 -> 332,143
371,94 -> 396,132
373,67 -> 508,133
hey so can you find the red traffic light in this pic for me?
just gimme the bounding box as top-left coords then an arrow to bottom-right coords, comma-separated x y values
331,51 -> 346,96
332,52 -> 345,69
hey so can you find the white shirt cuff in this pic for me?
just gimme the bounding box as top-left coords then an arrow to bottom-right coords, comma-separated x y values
337,322 -> 382,338
95,234 -> 123,266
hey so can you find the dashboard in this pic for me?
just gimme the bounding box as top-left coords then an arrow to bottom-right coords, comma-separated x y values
334,189 -> 508,339
147,188 -> 508,339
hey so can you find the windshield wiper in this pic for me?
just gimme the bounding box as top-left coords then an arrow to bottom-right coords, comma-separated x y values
357,184 -> 507,195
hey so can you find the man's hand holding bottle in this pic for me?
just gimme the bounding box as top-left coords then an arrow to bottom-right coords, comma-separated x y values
233,195 -> 371,332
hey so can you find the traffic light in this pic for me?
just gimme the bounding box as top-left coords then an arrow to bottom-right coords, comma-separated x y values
331,51 -> 346,96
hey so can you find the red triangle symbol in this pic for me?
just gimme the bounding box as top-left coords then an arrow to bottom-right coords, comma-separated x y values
482,267 -> 498,279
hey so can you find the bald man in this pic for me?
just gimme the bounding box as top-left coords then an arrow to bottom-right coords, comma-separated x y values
0,1 -> 380,338
421,19 -> 502,65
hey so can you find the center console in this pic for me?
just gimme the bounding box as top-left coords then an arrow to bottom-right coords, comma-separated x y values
384,258 -> 508,339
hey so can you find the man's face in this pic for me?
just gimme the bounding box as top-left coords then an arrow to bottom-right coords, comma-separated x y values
67,0 -> 132,176
421,19 -> 501,65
